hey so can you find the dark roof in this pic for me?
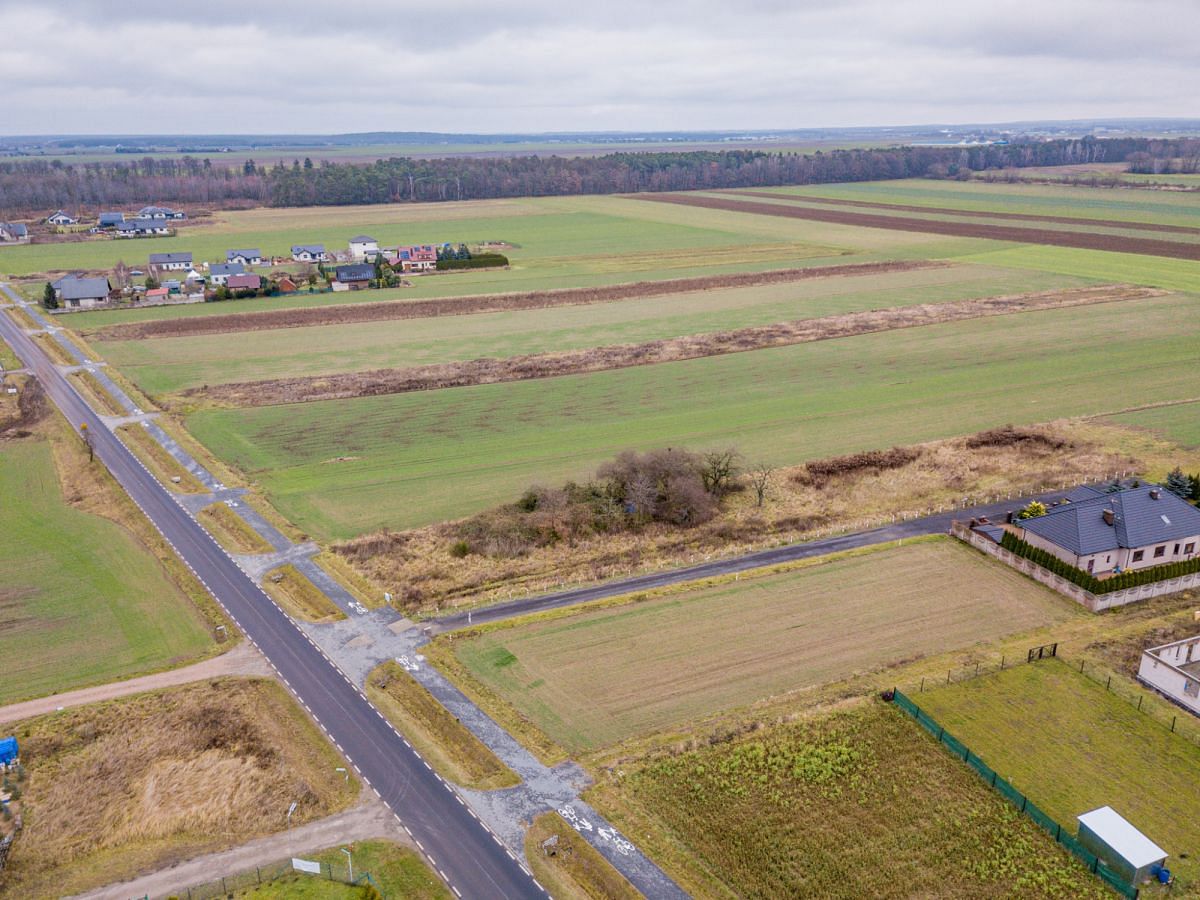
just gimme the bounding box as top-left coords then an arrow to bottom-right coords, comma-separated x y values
117,218 -> 166,232
1,222 -> 27,237
138,205 -> 177,216
210,263 -> 245,277
98,212 -> 125,225
975,524 -> 1006,545
57,276 -> 111,301
149,252 -> 192,265
227,248 -> 261,260
335,264 -> 374,282
225,273 -> 261,289
292,244 -> 325,254
349,235 -> 377,243
1022,485 -> 1200,556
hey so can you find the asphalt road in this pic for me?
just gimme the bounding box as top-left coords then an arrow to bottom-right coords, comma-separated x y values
0,291 -> 544,899
433,494 -> 1067,632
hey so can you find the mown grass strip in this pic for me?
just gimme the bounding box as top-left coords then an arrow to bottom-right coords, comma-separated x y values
117,422 -> 206,493
524,812 -> 641,900
365,660 -> 519,790
70,369 -> 125,416
198,502 -> 273,554
313,550 -> 385,609
262,563 -> 344,623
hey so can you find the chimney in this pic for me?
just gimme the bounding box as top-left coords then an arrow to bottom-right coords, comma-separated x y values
1150,488 -> 1161,500
1103,508 -> 1115,526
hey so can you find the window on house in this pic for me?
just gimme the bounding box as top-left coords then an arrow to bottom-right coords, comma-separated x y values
1133,550 -> 1145,562
1186,680 -> 1200,699
1154,545 -> 1167,558
1175,544 -> 1181,555
1187,543 -> 1196,555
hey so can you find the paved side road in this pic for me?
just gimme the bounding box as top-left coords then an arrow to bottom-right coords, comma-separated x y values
432,493 -> 1073,632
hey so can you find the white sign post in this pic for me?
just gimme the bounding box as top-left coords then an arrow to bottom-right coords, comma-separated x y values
292,858 -> 322,875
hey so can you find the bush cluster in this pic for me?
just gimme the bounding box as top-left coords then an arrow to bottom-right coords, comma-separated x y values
436,253 -> 509,270
795,446 -> 919,487
1000,531 -> 1200,594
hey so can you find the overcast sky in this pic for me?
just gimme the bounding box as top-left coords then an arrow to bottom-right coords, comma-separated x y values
1,0 -> 1195,135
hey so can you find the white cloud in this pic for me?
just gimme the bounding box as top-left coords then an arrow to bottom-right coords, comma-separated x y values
0,0 -> 1195,134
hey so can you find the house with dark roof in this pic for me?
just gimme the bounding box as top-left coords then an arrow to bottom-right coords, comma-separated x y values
47,210 -> 78,226
349,235 -> 378,260
226,248 -> 263,266
98,212 -> 125,228
333,264 -> 374,290
0,222 -> 28,242
149,251 -> 193,271
52,275 -> 113,309
1019,484 -> 1200,576
209,262 -> 245,285
115,218 -> 170,237
225,273 -> 262,292
291,244 -> 328,262
138,205 -> 186,220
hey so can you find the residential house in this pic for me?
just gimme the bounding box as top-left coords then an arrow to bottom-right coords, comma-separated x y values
396,245 -> 437,272
209,262 -> 245,286
46,210 -> 78,226
1139,633 -> 1200,718
52,275 -> 113,309
115,218 -> 170,237
163,279 -> 182,293
349,234 -> 379,260
333,264 -> 374,290
275,276 -> 298,294
1018,484 -> 1200,576
225,273 -> 262,292
292,244 -> 328,262
143,287 -> 169,302
148,251 -> 194,271
0,222 -> 28,243
138,205 -> 186,220
226,248 -> 263,266
97,212 -> 125,228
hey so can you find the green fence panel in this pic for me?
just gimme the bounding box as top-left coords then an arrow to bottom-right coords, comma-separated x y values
992,775 -> 1025,808
1026,800 -> 1059,837
1096,864 -> 1138,898
1058,832 -> 1099,869
942,732 -> 969,759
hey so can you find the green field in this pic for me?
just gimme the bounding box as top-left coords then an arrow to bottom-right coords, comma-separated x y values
446,540 -> 1076,752
1107,401 -> 1200,448
598,701 -> 1106,899
0,439 -> 211,703
98,264 -> 1088,397
917,658 -> 1200,887
235,841 -> 449,899
188,291 -> 1200,536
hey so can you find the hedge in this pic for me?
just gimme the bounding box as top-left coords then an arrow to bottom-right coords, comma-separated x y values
1000,530 -> 1200,594
436,253 -> 509,270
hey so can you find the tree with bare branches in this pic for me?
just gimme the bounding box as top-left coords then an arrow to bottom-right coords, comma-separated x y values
748,463 -> 775,507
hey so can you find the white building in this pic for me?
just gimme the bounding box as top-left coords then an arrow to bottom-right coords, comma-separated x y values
292,244 -> 328,263
349,234 -> 379,260
1139,634 -> 1200,718
208,262 -> 245,286
1077,806 -> 1168,886
148,252 -> 194,271
47,210 -> 78,226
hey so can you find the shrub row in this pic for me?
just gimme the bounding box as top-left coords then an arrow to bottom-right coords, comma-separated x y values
436,253 -> 509,270
1000,530 -> 1200,594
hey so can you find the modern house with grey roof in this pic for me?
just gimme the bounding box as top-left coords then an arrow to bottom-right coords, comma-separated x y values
149,251 -> 193,270
0,222 -> 28,242
138,205 -> 186,220
1019,484 -> 1200,576
209,262 -> 246,285
115,218 -> 170,237
52,275 -> 113,309
349,234 -> 379,260
98,212 -> 125,228
292,244 -> 328,262
47,210 -> 78,226
226,248 -> 263,266
333,264 -> 374,289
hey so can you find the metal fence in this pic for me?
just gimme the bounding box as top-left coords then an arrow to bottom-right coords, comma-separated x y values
177,857 -> 378,900
890,688 -> 1139,899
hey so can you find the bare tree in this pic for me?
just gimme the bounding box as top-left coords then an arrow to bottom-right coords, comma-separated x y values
111,259 -> 131,291
748,463 -> 775,508
700,448 -> 740,497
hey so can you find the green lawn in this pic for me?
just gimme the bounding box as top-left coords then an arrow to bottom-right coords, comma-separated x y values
1107,400 -> 1200,448
0,440 -> 211,704
917,658 -> 1200,887
236,841 -> 449,899
98,263 -> 1087,397
958,244 -> 1200,293
188,291 -> 1200,537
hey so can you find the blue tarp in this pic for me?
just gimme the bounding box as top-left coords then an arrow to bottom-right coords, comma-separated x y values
0,736 -> 17,764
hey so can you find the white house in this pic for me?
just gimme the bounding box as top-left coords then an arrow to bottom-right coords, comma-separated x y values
115,218 -> 170,237
46,210 -> 78,226
1018,484 -> 1200,576
292,244 -> 328,263
226,248 -> 263,266
208,262 -> 245,286
349,234 -> 379,260
138,205 -> 186,220
1139,634 -> 1200,718
148,251 -> 194,271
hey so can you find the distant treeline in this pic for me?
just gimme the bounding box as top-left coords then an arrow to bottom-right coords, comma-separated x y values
1,137 -> 1195,212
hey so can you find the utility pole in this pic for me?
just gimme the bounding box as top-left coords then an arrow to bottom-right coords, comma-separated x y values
341,847 -> 353,883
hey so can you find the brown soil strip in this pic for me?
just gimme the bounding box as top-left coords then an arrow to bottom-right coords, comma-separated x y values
637,194 -> 1200,260
740,191 -> 1200,235
187,284 -> 1163,408
93,260 -> 946,341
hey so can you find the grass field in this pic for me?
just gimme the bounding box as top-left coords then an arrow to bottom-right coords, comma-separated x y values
97,264 -> 1088,398
188,291 -> 1200,536
235,841 -> 449,899
589,701 -> 1106,899
916,658 -> 1200,888
445,541 -> 1078,753
0,438 -> 212,704
1107,401 -> 1200,449
1,678 -> 358,899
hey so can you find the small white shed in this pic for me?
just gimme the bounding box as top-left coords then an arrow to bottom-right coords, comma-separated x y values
1077,806 -> 1167,885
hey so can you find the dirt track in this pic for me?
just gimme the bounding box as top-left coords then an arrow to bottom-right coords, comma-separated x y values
740,191 -> 1200,235
640,194 -> 1200,260
92,260 -> 944,341
186,284 -> 1163,408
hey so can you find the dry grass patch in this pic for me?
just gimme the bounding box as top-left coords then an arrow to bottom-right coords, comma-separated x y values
199,501 -> 273,554
32,331 -> 77,366
69,368 -> 125,416
314,551 -> 385,609
0,677 -> 357,899
117,422 -> 206,492
262,564 -> 344,623
4,305 -> 40,330
524,812 -> 641,900
365,661 -> 518,790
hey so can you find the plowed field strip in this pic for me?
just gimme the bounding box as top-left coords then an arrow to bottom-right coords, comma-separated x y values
737,190 -> 1200,235
185,284 -> 1162,408
93,261 -> 944,342
638,194 -> 1200,260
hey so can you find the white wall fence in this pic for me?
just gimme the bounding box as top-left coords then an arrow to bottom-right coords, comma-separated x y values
951,522 -> 1200,612
1139,636 -> 1200,718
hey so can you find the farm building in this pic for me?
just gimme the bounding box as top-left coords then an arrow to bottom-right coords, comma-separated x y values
226,248 -> 263,266
115,218 -> 170,237
292,243 -> 328,262
1077,807 -> 1167,886
46,210 -> 78,226
225,273 -> 262,291
209,262 -> 245,285
349,234 -> 379,260
275,276 -> 298,294
138,205 -> 186,220
1018,484 -> 1200,576
97,212 -> 125,228
149,251 -> 193,271
0,222 -> 28,243
333,264 -> 374,290
1138,634 -> 1200,717
396,245 -> 437,272
52,275 -> 112,309
143,287 -> 169,301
